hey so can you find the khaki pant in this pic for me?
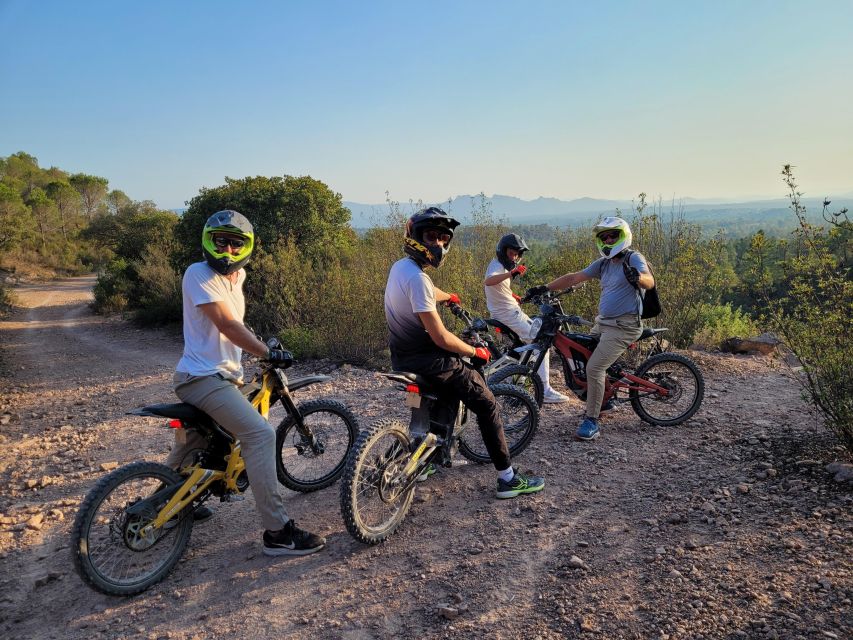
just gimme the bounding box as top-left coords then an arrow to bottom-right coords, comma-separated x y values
585,314 -> 643,419
491,306 -> 555,394
166,372 -> 289,531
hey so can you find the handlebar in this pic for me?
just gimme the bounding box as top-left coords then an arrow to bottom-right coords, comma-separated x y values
521,286 -> 579,305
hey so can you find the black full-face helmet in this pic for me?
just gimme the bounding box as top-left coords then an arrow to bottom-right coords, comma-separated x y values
403,207 -> 461,268
496,233 -> 529,271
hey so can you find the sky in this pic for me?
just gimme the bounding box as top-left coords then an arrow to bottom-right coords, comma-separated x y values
2,0 -> 852,210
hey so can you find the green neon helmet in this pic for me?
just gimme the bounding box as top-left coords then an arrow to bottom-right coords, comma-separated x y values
201,210 -> 255,275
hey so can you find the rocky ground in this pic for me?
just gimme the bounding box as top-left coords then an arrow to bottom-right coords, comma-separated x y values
0,276 -> 850,640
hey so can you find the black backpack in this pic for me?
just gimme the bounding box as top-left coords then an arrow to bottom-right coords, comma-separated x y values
622,250 -> 661,319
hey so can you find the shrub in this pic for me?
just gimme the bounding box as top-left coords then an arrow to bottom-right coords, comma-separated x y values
133,243 -> 182,325
691,303 -> 758,349
757,166 -> 852,452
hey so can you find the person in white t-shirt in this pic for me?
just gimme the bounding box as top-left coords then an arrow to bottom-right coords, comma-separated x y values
166,210 -> 325,557
484,234 -> 570,404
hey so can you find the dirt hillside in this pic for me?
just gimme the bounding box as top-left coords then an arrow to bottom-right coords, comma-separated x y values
0,276 -> 850,640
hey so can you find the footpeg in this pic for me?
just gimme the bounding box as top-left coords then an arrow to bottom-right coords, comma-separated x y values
220,493 -> 246,502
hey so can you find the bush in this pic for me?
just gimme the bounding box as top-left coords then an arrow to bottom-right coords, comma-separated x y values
757,167 -> 852,452
133,244 -> 182,325
691,303 -> 759,349
92,259 -> 131,313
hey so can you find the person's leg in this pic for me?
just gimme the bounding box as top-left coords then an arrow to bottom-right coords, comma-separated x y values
429,361 -> 511,471
173,374 -> 289,532
579,318 -> 642,439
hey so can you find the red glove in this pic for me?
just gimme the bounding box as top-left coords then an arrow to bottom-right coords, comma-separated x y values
511,264 -> 527,277
512,293 -> 522,303
443,293 -> 461,307
472,346 -> 491,363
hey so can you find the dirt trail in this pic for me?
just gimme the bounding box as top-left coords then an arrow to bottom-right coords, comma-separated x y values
0,277 -> 850,640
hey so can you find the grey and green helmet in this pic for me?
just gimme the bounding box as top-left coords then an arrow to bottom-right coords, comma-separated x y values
201,210 -> 255,275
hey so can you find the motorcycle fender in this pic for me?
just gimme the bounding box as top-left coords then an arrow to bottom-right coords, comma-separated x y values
287,375 -> 332,392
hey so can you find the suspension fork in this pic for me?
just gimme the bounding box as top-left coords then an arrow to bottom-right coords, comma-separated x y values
279,390 -> 325,453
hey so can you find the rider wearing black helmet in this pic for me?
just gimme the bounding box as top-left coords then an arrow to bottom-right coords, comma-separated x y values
384,208 -> 545,499
485,233 -> 570,404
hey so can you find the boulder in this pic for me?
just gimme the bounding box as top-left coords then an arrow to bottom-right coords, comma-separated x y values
721,333 -> 782,355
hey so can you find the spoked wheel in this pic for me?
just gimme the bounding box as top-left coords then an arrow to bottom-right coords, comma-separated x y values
275,399 -> 359,492
629,353 -> 704,426
459,383 -> 539,463
71,462 -> 192,596
487,364 -> 544,408
340,420 -> 415,544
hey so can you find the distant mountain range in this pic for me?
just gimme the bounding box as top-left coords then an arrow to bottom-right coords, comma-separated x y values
344,193 -> 853,233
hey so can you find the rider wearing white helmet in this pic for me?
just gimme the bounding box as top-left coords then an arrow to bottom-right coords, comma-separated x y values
526,216 -> 655,441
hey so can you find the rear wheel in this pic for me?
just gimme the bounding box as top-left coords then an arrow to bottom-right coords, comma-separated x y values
629,353 -> 704,426
71,462 -> 192,596
487,364 -> 544,408
340,420 -> 415,544
459,383 -> 539,463
275,399 -> 359,492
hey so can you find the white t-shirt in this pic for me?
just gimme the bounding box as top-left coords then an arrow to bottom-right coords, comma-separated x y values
176,262 -> 246,381
384,257 -> 438,367
484,258 -> 520,318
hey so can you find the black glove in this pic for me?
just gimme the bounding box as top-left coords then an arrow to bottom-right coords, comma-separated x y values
265,348 -> 294,368
526,284 -> 549,298
624,265 -> 640,286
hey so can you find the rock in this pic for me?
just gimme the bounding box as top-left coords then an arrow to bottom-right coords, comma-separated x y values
26,513 -> 44,530
669,569 -> 683,579
825,462 -> 853,483
567,555 -> 588,570
737,484 -> 751,494
34,572 -> 62,587
721,333 -> 781,355
100,462 -> 119,472
437,606 -> 459,620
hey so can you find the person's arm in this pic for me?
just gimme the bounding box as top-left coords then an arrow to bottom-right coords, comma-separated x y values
636,271 -> 655,290
417,310 -> 478,358
198,301 -> 270,358
546,270 -> 592,291
484,271 -> 513,287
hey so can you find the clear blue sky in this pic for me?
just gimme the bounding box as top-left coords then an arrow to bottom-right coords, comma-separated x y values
2,0 -> 851,209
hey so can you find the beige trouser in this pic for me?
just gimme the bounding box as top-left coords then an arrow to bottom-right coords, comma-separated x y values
585,314 -> 644,419
165,372 -> 289,531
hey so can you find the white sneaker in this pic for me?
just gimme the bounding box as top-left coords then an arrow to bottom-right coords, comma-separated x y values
543,389 -> 571,404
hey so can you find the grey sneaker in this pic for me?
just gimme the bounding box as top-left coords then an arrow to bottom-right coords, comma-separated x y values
263,520 -> 326,556
496,469 -> 545,499
416,462 -> 437,482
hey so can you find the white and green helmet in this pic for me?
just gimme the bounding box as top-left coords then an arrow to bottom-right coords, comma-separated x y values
593,216 -> 632,258
201,210 -> 255,275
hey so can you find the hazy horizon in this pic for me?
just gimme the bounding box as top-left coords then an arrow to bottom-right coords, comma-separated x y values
2,1 -> 852,210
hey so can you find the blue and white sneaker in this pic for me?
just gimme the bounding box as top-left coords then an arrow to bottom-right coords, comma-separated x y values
575,417 -> 600,441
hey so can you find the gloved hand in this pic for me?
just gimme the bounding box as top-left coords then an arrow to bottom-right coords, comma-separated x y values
624,266 -> 640,286
512,292 -> 522,303
526,284 -> 549,298
510,264 -> 527,277
442,293 -> 461,307
265,348 -> 294,368
471,346 -> 491,365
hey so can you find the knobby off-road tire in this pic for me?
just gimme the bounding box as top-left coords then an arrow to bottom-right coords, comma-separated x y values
275,399 -> 359,492
629,352 -> 704,426
71,461 -> 192,596
458,383 -> 540,464
487,363 -> 545,408
340,420 -> 415,545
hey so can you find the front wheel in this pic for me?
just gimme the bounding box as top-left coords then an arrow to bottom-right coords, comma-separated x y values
629,353 -> 704,426
340,420 -> 415,544
275,399 -> 359,492
487,364 -> 544,408
459,383 -> 539,463
71,461 -> 192,596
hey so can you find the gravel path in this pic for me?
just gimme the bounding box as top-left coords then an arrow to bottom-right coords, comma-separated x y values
0,276 -> 850,640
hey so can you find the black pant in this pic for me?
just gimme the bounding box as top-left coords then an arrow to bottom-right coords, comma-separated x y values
395,353 -> 511,471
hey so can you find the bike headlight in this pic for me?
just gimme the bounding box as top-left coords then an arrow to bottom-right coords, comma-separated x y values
529,317 -> 543,339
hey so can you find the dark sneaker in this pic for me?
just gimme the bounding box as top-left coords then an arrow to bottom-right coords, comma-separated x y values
575,417 -> 600,441
599,398 -> 615,413
496,470 -> 545,499
193,505 -> 214,522
416,462 -> 437,482
263,520 -> 326,557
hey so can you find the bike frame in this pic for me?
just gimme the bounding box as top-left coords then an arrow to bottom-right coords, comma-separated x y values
130,364 -> 331,534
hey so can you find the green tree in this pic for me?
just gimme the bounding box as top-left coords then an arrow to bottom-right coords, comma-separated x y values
174,175 -> 353,268
46,180 -> 82,240
0,183 -> 30,251
26,187 -> 58,250
69,173 -> 109,219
